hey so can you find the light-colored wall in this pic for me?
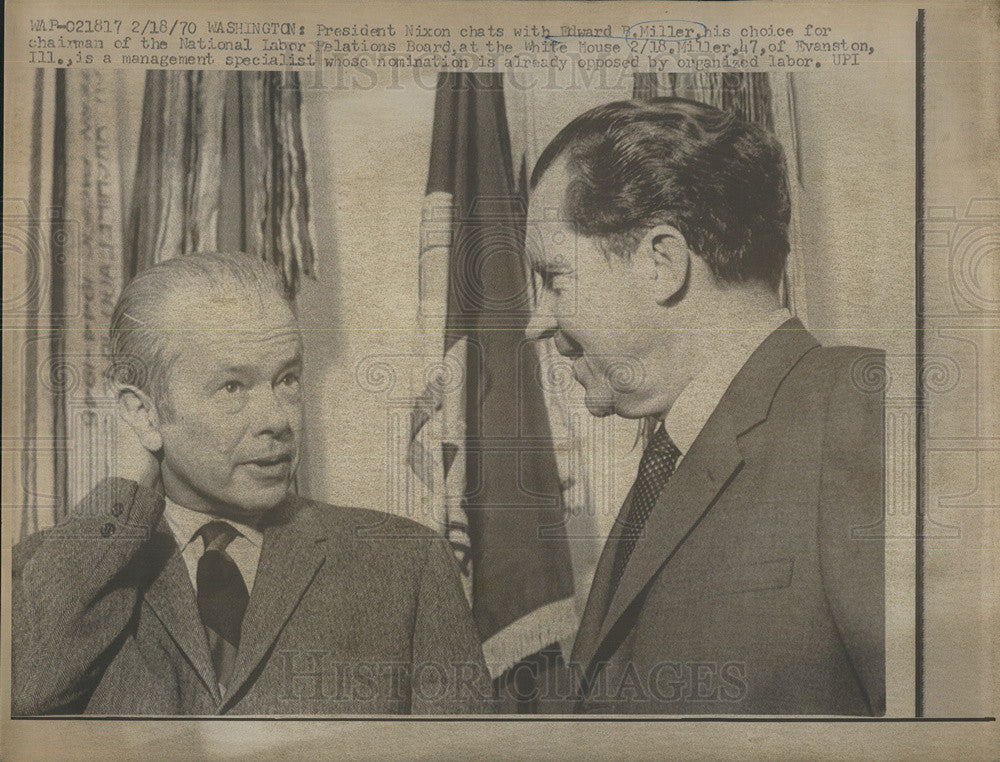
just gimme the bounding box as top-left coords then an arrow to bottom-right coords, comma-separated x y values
794,69 -> 915,355
296,82 -> 436,516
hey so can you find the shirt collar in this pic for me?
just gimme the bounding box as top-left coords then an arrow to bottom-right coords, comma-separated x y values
162,496 -> 264,551
664,308 -> 793,456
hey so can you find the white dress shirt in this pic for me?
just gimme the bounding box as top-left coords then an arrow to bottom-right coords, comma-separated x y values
664,308 -> 793,461
162,497 -> 264,594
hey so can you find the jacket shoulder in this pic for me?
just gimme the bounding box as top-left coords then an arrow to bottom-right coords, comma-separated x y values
284,498 -> 461,592
793,343 -> 885,378
781,343 -> 885,401
290,496 -> 440,538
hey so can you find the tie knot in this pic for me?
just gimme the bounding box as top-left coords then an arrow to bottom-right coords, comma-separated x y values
199,520 -> 239,554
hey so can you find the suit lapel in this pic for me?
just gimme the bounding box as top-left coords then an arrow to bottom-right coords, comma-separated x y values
142,520 -> 220,701
222,497 -> 327,706
576,320 -> 820,690
593,424 -> 743,665
569,482 -> 639,672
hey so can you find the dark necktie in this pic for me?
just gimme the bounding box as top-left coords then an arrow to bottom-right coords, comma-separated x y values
607,424 -> 681,601
196,521 -> 249,691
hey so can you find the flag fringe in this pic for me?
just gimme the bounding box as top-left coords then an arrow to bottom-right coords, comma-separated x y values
481,597 -> 579,679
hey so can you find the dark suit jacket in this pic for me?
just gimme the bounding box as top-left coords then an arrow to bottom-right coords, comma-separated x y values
12,479 -> 492,715
545,319 -> 885,715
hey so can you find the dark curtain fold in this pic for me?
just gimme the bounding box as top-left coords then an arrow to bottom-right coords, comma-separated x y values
126,70 -> 315,292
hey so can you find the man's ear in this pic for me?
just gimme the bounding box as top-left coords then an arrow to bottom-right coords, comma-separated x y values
116,385 -> 163,453
639,224 -> 691,304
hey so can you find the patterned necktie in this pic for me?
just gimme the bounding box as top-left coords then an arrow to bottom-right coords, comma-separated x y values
196,521 -> 249,691
607,424 -> 682,600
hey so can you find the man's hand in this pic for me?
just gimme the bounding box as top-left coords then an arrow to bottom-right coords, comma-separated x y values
112,411 -> 161,491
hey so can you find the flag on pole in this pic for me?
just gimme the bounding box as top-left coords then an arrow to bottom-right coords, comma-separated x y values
409,72 -> 576,679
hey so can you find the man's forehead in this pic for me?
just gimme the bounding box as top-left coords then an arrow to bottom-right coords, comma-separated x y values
528,157 -> 571,216
159,283 -> 290,322
167,325 -> 302,376
527,159 -> 577,269
157,285 -> 301,350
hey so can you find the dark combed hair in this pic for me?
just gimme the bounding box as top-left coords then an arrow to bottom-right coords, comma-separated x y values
530,97 -> 791,288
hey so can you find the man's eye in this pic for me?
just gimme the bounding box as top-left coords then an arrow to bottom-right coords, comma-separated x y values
222,380 -> 243,394
549,274 -> 569,295
536,272 -> 559,291
279,372 -> 300,388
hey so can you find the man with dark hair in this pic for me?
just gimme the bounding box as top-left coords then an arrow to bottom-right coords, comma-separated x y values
526,98 -> 885,714
12,252 -> 491,715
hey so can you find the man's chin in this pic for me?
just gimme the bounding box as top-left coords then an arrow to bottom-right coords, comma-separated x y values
225,481 -> 293,520
582,393 -> 616,418
582,392 -> 655,420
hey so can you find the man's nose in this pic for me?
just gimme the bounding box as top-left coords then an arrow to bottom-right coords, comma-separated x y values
251,387 -> 297,439
525,296 -> 558,342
